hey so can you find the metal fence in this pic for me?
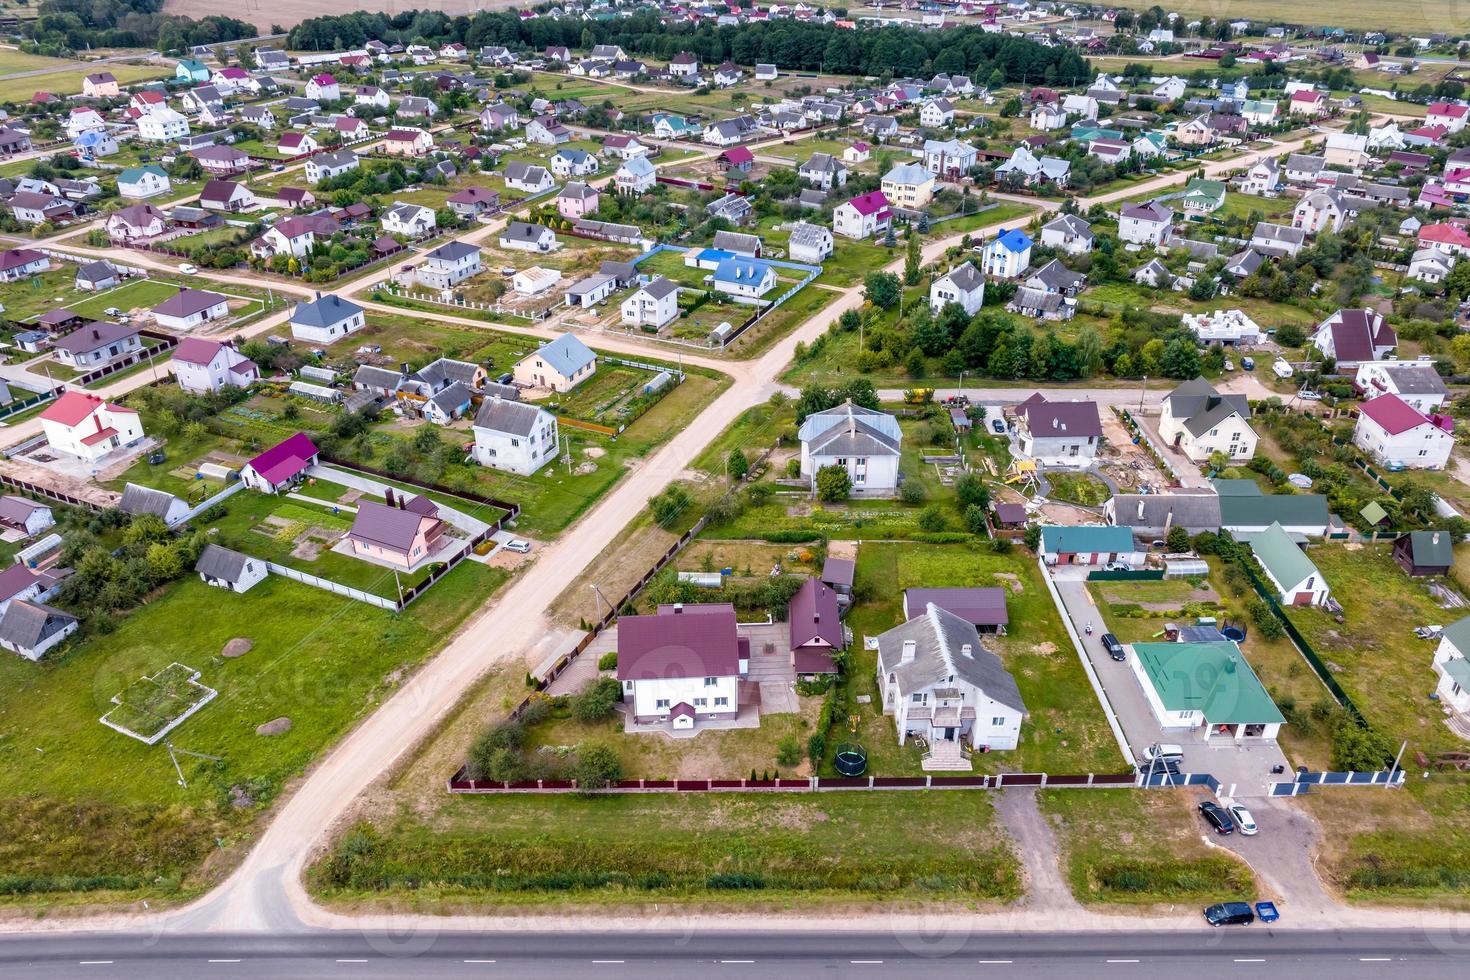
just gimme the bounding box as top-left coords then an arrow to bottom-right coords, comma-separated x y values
1268,768 -> 1405,796
1087,569 -> 1165,581
0,472 -> 105,512
448,769 -> 1141,794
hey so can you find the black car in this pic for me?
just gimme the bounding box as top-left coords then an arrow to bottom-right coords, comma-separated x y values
1198,800 -> 1235,835
1100,632 -> 1125,661
1203,902 -> 1255,926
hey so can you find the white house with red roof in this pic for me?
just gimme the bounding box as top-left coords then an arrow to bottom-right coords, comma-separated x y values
1353,392 -> 1454,469
1289,90 -> 1329,117
39,390 -> 144,462
833,190 -> 892,239
211,66 -> 251,92
1427,102 -> 1470,133
616,603 -> 748,728
130,89 -> 167,115
240,432 -> 319,493
1311,308 -> 1397,370
334,116 -> 369,140
277,131 -> 318,156
171,338 -> 258,394
1418,221 -> 1470,258
305,73 -> 340,102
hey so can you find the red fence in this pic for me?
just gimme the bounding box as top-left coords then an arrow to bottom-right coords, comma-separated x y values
0,472 -> 104,512
448,769 -> 1140,794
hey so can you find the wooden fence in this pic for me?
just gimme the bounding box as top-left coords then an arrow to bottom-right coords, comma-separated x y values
448,769 -> 1141,794
0,472 -> 104,512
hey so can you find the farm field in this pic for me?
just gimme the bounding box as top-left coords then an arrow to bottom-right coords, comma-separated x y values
0,61 -> 167,102
1105,0 -> 1460,32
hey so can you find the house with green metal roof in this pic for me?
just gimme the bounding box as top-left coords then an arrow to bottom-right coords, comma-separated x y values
1432,615 -> 1470,719
1393,529 -> 1453,578
1039,524 -> 1141,566
1213,478 -> 1331,535
1176,177 -> 1227,215
175,59 -> 210,83
1130,640 -> 1285,741
1250,522 -> 1330,606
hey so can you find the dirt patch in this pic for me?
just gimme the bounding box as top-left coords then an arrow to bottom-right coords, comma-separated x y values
1029,641 -> 1058,656
256,717 -> 292,736
994,572 -> 1023,594
221,637 -> 253,658
485,546 -> 533,571
583,447 -> 606,459
826,540 -> 859,561
290,531 -> 338,561
573,462 -> 598,475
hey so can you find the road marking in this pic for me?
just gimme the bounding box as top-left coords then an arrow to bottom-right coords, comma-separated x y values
463,960 -> 497,964
592,960 -> 625,964
1234,959 -> 1266,963
1360,958 -> 1393,962
978,960 -> 1014,965
207,960 -> 242,964
1106,959 -> 1140,964
720,961 -> 755,964
79,962 -> 113,966
336,959 -> 368,963
850,961 -> 883,965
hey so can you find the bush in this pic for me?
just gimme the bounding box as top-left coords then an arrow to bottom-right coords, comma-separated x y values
955,472 -> 989,510
1166,525 -> 1191,553
898,480 -> 926,505
571,677 -> 621,723
726,448 -> 749,481
964,503 -> 987,535
597,651 -> 618,671
990,535 -> 1013,554
916,505 -> 948,532
777,735 -> 802,767
572,742 -> 623,789
815,464 -> 851,502
745,481 -> 775,506
1331,720 -> 1394,772
649,484 -> 692,528
784,457 -> 802,479
1248,598 -> 1285,640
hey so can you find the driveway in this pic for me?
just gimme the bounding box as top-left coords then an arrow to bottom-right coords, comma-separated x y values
1129,409 -> 1214,490
1048,566 -> 1289,797
1212,794 -> 1339,918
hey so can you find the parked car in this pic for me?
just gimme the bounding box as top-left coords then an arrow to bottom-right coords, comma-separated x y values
1198,800 -> 1235,835
178,263 -> 198,274
1145,743 -> 1184,763
504,538 -> 532,553
103,306 -> 122,317
1242,357 -> 1255,370
1229,804 -> 1258,836
1203,902 -> 1255,926
1100,632 -> 1125,661
1102,561 -> 1130,572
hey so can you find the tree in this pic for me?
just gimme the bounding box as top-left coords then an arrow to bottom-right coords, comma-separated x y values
883,223 -> 897,248
904,231 -> 921,285
916,505 -> 947,532
649,484 -> 692,528
815,464 -> 852,501
904,346 -> 927,377
1160,338 -> 1201,380
571,677 -> 621,723
1331,721 -> 1393,772
955,471 -> 989,511
1023,524 -> 1042,552
1165,525 -> 1190,553
1447,259 -> 1470,301
1275,323 -> 1307,347
727,448 -> 749,481
572,742 -> 622,789
964,503 -> 987,535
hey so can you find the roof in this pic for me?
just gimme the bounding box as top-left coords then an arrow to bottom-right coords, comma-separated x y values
0,599 -> 76,651
119,482 -> 183,519
1017,395 -> 1101,438
153,288 -> 226,318
526,332 -> 595,378
1132,641 -> 1285,725
1400,530 -> 1454,568
617,605 -> 741,680
1040,524 -> 1135,555
883,162 -> 934,185
1110,493 -> 1222,529
1251,522 -> 1323,589
1166,377 -> 1251,436
245,432 -> 318,486
1214,480 -> 1329,529
1379,364 -> 1448,396
938,261 -> 984,293
843,190 -> 890,216
637,276 -> 680,300
291,292 -> 364,328
1359,392 -> 1436,435
0,563 -> 41,603
349,498 -> 439,554
789,576 -> 843,649
874,603 -> 1024,712
51,321 -> 139,356
712,257 -> 772,287
821,556 -> 854,587
0,495 -> 48,525
905,587 -> 1008,627
1121,201 -> 1172,223
1443,614 -> 1470,657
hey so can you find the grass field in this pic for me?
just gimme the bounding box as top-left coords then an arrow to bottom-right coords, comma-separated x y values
1107,0 -> 1464,33
0,49 -> 78,74
0,61 -> 167,102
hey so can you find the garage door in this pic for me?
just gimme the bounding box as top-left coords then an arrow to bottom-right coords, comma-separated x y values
1292,592 -> 1314,606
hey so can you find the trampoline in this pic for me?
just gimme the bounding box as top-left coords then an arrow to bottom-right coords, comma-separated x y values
834,743 -> 868,777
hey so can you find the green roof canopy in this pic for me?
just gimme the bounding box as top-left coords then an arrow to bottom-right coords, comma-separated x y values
1133,640 -> 1286,725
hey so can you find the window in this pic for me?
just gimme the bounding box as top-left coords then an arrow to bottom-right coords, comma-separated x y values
910,693 -> 927,704
694,698 -> 707,707
992,717 -> 1007,726
655,699 -> 670,709
704,676 -> 718,686
714,697 -> 728,707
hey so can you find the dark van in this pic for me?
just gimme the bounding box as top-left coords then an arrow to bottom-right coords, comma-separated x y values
1203,902 -> 1255,926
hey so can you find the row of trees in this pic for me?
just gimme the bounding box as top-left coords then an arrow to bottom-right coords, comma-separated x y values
26,0 -> 255,56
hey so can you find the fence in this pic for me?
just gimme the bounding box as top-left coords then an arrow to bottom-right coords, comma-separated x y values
75,331 -> 178,387
318,455 -> 520,524
0,386 -> 60,422
383,285 -> 554,322
0,472 -> 104,512
447,769 -> 1141,794
1087,569 -> 1164,581
1268,768 -> 1406,796
263,561 -> 399,610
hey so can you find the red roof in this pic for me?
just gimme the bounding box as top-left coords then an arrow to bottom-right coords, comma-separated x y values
789,577 -> 842,673
0,248 -> 45,272
1360,392 -> 1436,435
1290,90 -> 1325,103
80,426 -> 119,447
616,605 -> 740,681
38,389 -> 134,427
172,337 -> 228,366
845,190 -> 891,216
1429,102 -> 1469,118
310,73 -> 337,85
386,129 -> 424,142
720,146 -> 753,165
1419,223 -> 1470,249
245,432 -> 319,487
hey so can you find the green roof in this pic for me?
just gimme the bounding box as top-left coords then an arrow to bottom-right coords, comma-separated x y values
1213,479 -> 1261,497
1441,614 -> 1470,656
1217,487 -> 1329,530
1133,641 -> 1286,725
118,165 -> 166,182
1444,655 -> 1470,690
1040,524 -> 1136,555
1360,501 -> 1389,526
1250,522 -> 1322,590
1402,529 -> 1453,567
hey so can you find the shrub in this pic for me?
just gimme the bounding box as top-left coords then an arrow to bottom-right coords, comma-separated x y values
916,506 -> 948,532
990,535 -> 1013,554
726,448 -> 749,481
1248,598 -> 1285,640
571,677 -> 621,723
898,480 -> 926,505
572,742 -> 623,789
1331,720 -> 1394,772
955,471 -> 989,510
597,651 -> 618,671
815,465 -> 851,501
777,735 -> 802,767
807,731 -> 827,768
964,503 -> 987,535
745,481 -> 775,506
784,458 -> 802,479
649,484 -> 692,528
1023,524 -> 1042,552
1166,525 -> 1191,553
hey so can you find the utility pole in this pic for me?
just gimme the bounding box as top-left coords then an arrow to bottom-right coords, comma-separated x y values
1138,374 -> 1148,412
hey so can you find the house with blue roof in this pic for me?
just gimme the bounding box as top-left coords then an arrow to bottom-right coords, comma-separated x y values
652,113 -> 699,139
711,258 -> 776,299
880,161 -> 936,208
513,332 -> 597,392
551,148 -> 598,178
175,59 -> 210,83
1039,525 -> 1142,566
684,247 -> 735,270
74,128 -> 119,164
981,228 -> 1033,278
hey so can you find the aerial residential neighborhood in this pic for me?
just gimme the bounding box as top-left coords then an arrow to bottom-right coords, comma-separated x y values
6,0 -> 1470,971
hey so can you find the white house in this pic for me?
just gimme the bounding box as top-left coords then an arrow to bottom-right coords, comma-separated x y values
1181,309 -> 1262,345
876,603 -> 1026,762
38,390 -> 144,463
417,241 -> 482,289
117,165 -> 171,199
290,293 -> 365,345
137,108 -> 189,142
1039,213 -> 1093,255
1029,102 -> 1068,130
798,401 -> 902,496
472,397 -> 559,476
170,338 -> 258,394
513,333 -> 596,392
0,497 -> 53,539
152,288 -> 230,331
1130,638 -> 1285,742
1312,308 -> 1397,370
980,228 -> 1032,278
1014,394 -> 1101,468
1354,361 -> 1449,413
1119,201 -> 1173,246
615,155 -> 656,194
196,544 -> 268,594
381,202 -> 435,236
305,73 -> 340,102
929,261 -> 985,315
499,220 -> 557,253
1251,522 -> 1331,606
710,258 -> 776,299
919,97 -> 956,127
617,604 -> 744,729
512,266 -> 562,296
1431,617 -> 1470,719
833,191 -> 892,240
621,276 -> 680,328
1352,392 -> 1454,470
1293,188 -> 1346,235
787,222 -> 833,264
1158,377 -> 1258,463
306,149 -> 359,184
1241,157 -> 1281,196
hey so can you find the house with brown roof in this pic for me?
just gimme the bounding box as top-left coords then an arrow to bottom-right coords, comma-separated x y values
1013,393 -> 1102,468
1312,308 -> 1397,370
51,321 -> 142,369
903,588 -> 1009,634
346,493 -> 447,570
617,602 -> 748,729
789,577 -> 844,674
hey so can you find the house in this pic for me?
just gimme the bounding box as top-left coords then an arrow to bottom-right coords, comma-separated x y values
1284,153 -> 1325,184
0,563 -> 57,616
1354,361 -> 1448,413
0,496 -> 53,538
788,577 -> 843,674
0,599 -> 78,661
381,202 -> 435,237
1119,201 -> 1173,246
137,108 -> 190,142
512,267 -> 561,297
176,58 -> 210,82
1409,248 -> 1453,284
556,181 -> 600,220
844,142 -> 871,165
479,104 -> 519,132
601,134 -> 647,162
1427,101 -> 1470,133
171,338 -> 258,394
347,496 -> 446,570
1252,522 -> 1330,606
1289,90 -> 1329,116
611,155 -> 656,195
1241,157 -> 1281,196
9,190 -> 75,225
277,132 -> 317,156
1039,524 -> 1141,566
711,258 -> 776,299
0,248 -> 48,282
38,390 -> 143,462
1015,395 -> 1102,469
903,588 -> 1008,634
1024,259 -> 1085,298
514,333 -> 596,392
1312,308 -> 1397,370
51,321 -> 142,369
1039,213 -> 1093,255
199,179 -> 254,212
980,228 -> 1032,278
117,165 -> 170,200
255,213 -> 335,258
1250,221 -> 1305,257
467,396 -> 558,476
1432,616 -> 1470,718
290,293 -> 365,344
1130,639 -> 1284,742
995,148 -> 1072,190
152,288 -> 229,331
502,161 -> 554,194
240,433 -> 319,494
525,115 -> 571,145
73,258 -> 118,292
1104,493 -> 1223,539
1353,392 -> 1454,470
876,603 -> 1026,760
73,128 -> 117,164
1324,132 -> 1369,171
196,543 -> 267,594
1159,377 -> 1258,463
922,138 -> 977,179
1030,102 -> 1068,130
919,98 -> 955,128
82,71 -> 118,98
395,96 -> 437,121
417,241 -> 482,289
617,604 -> 744,729
1133,258 -> 1175,290
799,152 -> 848,190
119,482 -> 191,526
798,401 -> 902,496
305,73 -> 340,101
1181,309 -> 1262,345
565,273 -> 616,309
499,220 -> 556,253
1394,530 -> 1454,578
788,222 -> 833,264
306,149 -> 359,184
382,128 -> 432,156
105,203 -> 168,241
880,163 -> 936,208
1214,479 -> 1331,537
1178,178 -> 1227,215
651,113 -> 699,140
1293,188 -> 1346,235
621,277 -> 680,328
669,52 -> 699,77
706,193 -> 753,225
929,261 -> 985,315
550,148 -> 598,178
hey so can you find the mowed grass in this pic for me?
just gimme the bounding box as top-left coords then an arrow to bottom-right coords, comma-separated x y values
0,563 -> 505,901
0,49 -> 78,74
1107,0 -> 1461,32
310,790 -> 1020,908
0,61 -> 167,102
1038,788 -> 1258,906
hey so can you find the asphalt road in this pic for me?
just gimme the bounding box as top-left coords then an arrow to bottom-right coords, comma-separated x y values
4,929 -> 1470,978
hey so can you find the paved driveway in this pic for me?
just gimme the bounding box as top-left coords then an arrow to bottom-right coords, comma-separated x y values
1049,567 -> 1289,797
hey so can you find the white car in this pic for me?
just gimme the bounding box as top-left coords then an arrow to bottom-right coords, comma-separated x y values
1229,804 -> 1258,836
178,263 -> 198,274
504,538 -> 532,554
103,306 -> 122,317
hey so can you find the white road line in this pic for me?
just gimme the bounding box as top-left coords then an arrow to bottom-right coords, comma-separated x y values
720,961 -> 755,964
207,960 -> 242,964
850,961 -> 884,965
463,960 -> 497,964
978,960 -> 1014,965
1106,959 -> 1140,964
78,962 -> 113,966
592,961 -> 625,964
1360,958 -> 1393,962
1234,959 -> 1266,963
336,959 -> 368,963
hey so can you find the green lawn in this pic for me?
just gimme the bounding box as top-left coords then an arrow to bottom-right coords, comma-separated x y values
691,399 -> 796,476
1045,471 -> 1110,507
309,789 -> 1019,908
0,61 -> 166,102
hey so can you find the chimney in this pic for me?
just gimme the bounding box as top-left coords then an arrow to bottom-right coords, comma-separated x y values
384,487 -> 395,507
900,639 -> 917,664
960,643 -> 973,659
813,610 -> 820,623
673,603 -> 684,614
400,362 -> 410,378
1434,531 -> 1441,546
1137,499 -> 1146,521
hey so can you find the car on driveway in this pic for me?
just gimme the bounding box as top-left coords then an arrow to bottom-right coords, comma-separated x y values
990,418 -> 1006,434
1102,560 -> 1130,572
1100,632 -> 1124,661
1203,902 -> 1255,926
1229,804 -> 1258,836
1198,800 -> 1235,835
503,538 -> 532,553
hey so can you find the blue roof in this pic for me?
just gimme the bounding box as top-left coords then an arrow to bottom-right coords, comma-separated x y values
555,148 -> 591,162
993,228 -> 1033,253
696,248 -> 735,263
118,165 -> 165,182
621,155 -> 655,176
291,293 -> 364,329
712,257 -> 772,288
531,332 -> 596,378
1040,524 -> 1135,555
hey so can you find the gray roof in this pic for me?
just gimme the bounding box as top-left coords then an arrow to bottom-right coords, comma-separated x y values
75,260 -> 116,283
291,292 -> 363,328
788,221 -> 830,250
1026,258 -> 1084,292
1109,493 -> 1222,530
798,401 -> 902,446
503,220 -> 552,242
1165,377 -> 1251,435
712,230 -> 761,253
314,149 -> 358,169
195,543 -> 252,582
1010,287 -> 1065,313
414,357 -> 479,389
807,415 -> 901,457
119,482 -> 183,519
354,364 -> 402,390
427,380 -> 471,414
638,276 -> 679,300
528,332 -> 595,378
0,599 -> 75,651
938,261 -> 983,293
875,603 -> 1025,712
503,160 -> 548,183
800,151 -> 846,174
52,320 -> 139,355
474,396 -> 544,436
1042,213 -> 1093,239
426,241 -> 480,262
1380,364 -> 1448,396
